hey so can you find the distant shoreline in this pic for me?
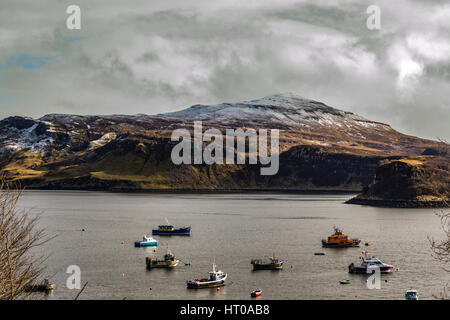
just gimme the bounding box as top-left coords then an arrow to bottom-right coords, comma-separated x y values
17,186 -> 449,208
346,197 -> 449,208
20,186 -> 360,195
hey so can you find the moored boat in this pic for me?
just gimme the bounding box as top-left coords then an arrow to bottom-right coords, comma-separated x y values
348,251 -> 393,274
134,235 -> 158,247
405,290 -> 419,300
251,255 -> 283,270
251,289 -> 262,297
146,249 -> 180,269
186,264 -> 227,289
152,219 -> 191,236
322,227 -> 360,248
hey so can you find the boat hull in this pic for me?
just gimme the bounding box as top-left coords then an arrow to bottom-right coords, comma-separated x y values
135,241 -> 158,247
146,258 -> 179,269
187,273 -> 227,289
186,280 -> 226,289
252,263 -> 283,270
322,240 -> 361,248
152,227 -> 191,236
348,265 -> 393,274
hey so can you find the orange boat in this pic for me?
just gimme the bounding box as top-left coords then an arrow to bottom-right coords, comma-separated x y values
322,227 -> 360,247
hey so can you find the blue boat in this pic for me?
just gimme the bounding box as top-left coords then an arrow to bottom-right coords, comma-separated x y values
152,219 -> 191,236
134,235 -> 158,247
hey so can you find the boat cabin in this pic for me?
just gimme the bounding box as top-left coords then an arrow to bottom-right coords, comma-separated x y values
158,225 -> 175,231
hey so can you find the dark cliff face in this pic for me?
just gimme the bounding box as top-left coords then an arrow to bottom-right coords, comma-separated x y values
348,156 -> 450,207
272,146 -> 384,189
14,137 -> 383,191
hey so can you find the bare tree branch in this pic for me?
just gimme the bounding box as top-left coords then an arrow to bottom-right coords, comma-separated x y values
0,177 -> 51,300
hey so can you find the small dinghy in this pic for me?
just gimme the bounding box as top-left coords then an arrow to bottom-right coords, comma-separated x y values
405,290 -> 418,300
340,279 -> 350,284
251,289 -> 262,297
135,235 -> 158,247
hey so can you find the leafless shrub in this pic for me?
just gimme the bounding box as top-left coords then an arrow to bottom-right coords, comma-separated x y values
429,201 -> 450,299
0,179 -> 51,300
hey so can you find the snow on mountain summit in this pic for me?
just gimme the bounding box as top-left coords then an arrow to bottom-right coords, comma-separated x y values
157,93 -> 389,129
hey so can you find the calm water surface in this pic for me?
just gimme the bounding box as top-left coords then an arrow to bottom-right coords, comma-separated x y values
18,191 -> 448,300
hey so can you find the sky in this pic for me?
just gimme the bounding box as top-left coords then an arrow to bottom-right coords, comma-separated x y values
0,0 -> 449,140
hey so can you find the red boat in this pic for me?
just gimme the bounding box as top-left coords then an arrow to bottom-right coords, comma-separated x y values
251,289 -> 262,297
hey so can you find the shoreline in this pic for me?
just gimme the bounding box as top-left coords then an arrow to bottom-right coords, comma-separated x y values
19,186 -> 360,195
346,197 -> 449,208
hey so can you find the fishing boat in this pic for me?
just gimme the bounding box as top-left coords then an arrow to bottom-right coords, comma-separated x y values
251,255 -> 283,270
405,290 -> 419,300
251,289 -> 262,297
186,264 -> 227,289
146,249 -> 180,269
322,227 -> 360,248
134,235 -> 158,247
348,251 -> 393,274
152,218 -> 191,236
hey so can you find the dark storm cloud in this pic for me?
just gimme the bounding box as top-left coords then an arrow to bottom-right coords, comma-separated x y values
0,0 -> 448,139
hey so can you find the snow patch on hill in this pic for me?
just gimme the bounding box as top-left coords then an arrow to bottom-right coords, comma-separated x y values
157,93 -> 389,130
3,123 -> 53,153
89,132 -> 117,149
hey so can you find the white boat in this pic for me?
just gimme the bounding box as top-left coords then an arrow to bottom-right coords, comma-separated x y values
134,235 -> 158,247
348,252 -> 393,274
187,264 -> 227,289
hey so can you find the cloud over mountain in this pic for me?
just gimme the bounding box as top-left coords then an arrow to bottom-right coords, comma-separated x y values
0,0 -> 449,140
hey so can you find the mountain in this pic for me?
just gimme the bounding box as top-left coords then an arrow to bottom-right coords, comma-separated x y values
0,93 -> 447,195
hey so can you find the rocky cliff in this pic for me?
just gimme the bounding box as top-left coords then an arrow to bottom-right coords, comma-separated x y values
347,155 -> 450,207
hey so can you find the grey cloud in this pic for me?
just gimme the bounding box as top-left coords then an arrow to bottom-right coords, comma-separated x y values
0,0 -> 448,140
